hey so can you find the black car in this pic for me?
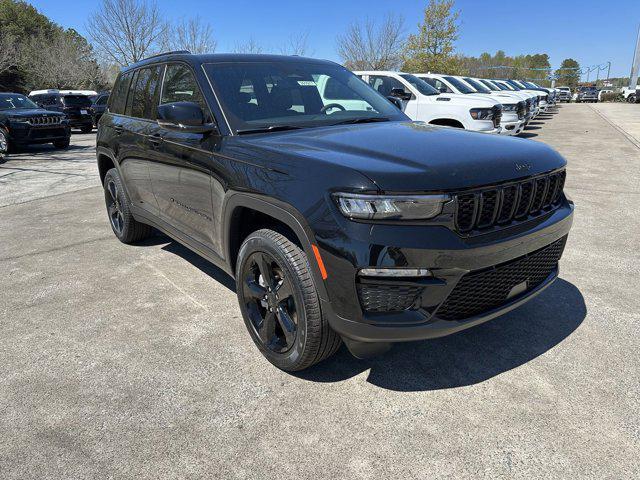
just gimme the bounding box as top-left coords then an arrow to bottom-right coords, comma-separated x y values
0,93 -> 70,153
90,93 -> 109,126
96,52 -> 574,371
29,92 -> 94,132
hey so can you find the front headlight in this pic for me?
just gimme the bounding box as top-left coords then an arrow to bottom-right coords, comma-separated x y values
469,108 -> 494,120
333,193 -> 450,220
502,103 -> 517,111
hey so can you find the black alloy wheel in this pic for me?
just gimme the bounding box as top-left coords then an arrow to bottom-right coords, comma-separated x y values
105,177 -> 125,237
242,251 -> 298,353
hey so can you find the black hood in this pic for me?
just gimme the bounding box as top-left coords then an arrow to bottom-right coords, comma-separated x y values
0,108 -> 65,119
237,121 -> 566,192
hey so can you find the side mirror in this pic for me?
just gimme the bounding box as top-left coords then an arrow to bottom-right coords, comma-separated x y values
157,102 -> 217,134
389,88 -> 412,101
386,96 -> 403,110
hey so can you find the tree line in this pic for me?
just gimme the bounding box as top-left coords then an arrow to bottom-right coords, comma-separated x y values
0,0 -> 586,93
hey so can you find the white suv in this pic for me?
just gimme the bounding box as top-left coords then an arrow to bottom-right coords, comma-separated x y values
416,73 -> 526,136
354,71 -> 503,134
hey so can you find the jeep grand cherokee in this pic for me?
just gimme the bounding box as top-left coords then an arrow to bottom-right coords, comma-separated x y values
96,52 -> 574,371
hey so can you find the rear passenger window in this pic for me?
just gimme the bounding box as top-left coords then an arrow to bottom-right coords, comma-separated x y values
109,72 -> 133,115
129,66 -> 162,119
161,64 -> 207,114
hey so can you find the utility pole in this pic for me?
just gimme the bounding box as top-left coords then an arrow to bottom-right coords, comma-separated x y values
630,23 -> 640,89
606,61 -> 611,81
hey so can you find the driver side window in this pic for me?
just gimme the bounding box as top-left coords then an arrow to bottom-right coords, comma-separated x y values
368,75 -> 405,97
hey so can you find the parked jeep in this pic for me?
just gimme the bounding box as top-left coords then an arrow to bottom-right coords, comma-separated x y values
29,91 -> 94,133
97,52 -> 574,371
0,92 -> 70,153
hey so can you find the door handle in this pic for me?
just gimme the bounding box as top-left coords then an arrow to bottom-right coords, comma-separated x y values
147,134 -> 163,148
113,126 -> 124,135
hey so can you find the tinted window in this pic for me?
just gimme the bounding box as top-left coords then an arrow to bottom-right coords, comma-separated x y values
204,62 -> 406,132
323,77 -> 360,100
399,74 -> 439,96
129,66 -> 162,119
480,79 -> 499,91
368,75 -> 406,96
96,95 -> 109,105
444,76 -> 474,94
463,77 -> 491,94
109,72 -> 132,115
62,95 -> 92,107
161,64 -> 207,112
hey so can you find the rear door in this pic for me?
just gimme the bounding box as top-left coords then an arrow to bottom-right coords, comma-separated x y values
117,67 -> 162,217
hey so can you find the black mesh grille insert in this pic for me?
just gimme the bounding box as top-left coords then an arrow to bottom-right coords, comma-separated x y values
436,236 -> 567,321
357,284 -> 423,312
454,170 -> 566,234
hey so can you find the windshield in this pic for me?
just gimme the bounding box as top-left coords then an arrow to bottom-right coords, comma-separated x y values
479,80 -> 500,91
399,74 -> 439,96
63,95 -> 92,107
203,61 -> 407,133
463,78 -> 492,94
0,94 -> 39,110
498,81 -> 517,91
443,76 -> 474,94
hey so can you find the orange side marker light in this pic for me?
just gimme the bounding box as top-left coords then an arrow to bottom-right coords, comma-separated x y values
311,244 -> 328,280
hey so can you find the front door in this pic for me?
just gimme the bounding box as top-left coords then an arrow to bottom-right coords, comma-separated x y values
149,63 -> 222,252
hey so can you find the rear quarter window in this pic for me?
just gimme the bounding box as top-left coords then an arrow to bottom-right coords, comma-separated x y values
109,72 -> 133,115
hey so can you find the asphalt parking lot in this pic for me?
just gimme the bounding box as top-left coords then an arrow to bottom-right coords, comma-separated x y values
1,105 -> 639,479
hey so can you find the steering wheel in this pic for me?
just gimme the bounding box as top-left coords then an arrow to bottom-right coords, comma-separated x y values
321,103 -> 346,114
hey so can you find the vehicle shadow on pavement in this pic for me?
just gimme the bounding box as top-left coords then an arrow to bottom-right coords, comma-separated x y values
296,279 -> 585,392
146,233 -> 238,292
518,132 -> 539,139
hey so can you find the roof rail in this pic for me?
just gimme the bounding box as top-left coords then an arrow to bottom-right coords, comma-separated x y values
141,50 -> 191,61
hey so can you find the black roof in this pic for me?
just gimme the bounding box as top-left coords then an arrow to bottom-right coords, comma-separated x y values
121,52 -> 336,73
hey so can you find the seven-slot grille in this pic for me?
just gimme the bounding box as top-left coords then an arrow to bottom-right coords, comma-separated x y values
454,170 -> 565,234
27,116 -> 62,126
492,105 -> 502,128
435,236 -> 567,321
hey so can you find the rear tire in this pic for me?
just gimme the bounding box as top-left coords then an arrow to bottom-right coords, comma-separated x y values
81,125 -> 93,134
103,168 -> 153,244
236,229 -> 341,371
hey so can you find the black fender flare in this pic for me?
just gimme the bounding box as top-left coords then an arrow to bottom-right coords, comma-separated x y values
223,192 -> 329,301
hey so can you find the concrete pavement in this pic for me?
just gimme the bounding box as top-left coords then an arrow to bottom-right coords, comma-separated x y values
0,104 -> 638,479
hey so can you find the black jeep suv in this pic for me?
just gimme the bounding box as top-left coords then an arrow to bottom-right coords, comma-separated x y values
0,93 -> 70,153
29,92 -> 94,133
96,52 -> 574,371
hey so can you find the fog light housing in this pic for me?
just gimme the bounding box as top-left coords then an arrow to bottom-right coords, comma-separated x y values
359,268 -> 431,277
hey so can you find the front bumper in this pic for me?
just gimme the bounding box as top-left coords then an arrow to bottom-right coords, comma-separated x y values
499,114 -> 525,135
318,199 -> 574,343
8,123 -> 71,145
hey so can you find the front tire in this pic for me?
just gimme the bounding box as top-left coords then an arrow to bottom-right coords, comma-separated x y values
0,128 -> 11,154
236,229 -> 341,371
53,138 -> 70,149
103,168 -> 153,244
81,125 -> 93,134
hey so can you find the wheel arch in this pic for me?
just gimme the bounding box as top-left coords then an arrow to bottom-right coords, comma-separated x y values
224,194 -> 329,301
96,148 -> 117,184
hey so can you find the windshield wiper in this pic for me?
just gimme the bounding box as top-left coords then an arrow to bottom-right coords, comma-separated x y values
236,125 -> 305,135
331,116 -> 390,126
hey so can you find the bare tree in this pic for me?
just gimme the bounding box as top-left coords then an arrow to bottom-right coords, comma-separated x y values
336,14 -> 405,70
279,32 -> 312,56
0,34 -> 19,77
170,17 -> 217,54
86,0 -> 168,67
233,37 -> 263,54
23,30 -> 104,89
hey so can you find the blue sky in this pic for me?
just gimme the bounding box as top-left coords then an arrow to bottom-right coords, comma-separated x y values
28,0 -> 638,79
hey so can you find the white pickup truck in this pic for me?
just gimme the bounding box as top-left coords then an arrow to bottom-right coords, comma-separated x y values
353,71 -> 503,134
621,87 -> 638,103
415,73 -> 527,135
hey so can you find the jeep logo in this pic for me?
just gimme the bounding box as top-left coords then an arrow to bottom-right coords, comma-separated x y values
515,162 -> 532,171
